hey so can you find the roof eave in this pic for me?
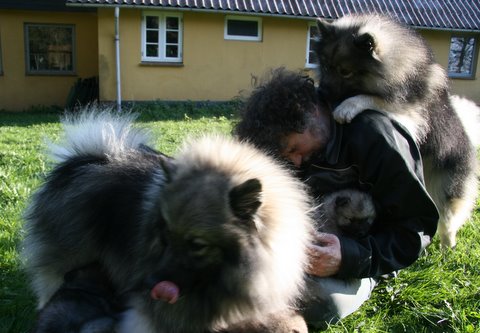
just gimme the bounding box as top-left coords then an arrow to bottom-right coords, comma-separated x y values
65,3 -> 480,31
415,26 -> 480,34
65,3 -> 318,20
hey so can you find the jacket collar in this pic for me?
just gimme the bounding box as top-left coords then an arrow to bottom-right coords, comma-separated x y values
311,116 -> 342,165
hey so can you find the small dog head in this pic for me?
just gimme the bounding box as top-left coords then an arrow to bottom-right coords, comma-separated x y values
334,194 -> 375,238
320,189 -> 376,238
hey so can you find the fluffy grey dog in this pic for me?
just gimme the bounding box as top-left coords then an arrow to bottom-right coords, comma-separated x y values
22,111 -> 313,333
314,14 -> 478,247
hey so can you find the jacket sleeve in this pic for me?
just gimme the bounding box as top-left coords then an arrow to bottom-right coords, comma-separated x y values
335,112 -> 439,279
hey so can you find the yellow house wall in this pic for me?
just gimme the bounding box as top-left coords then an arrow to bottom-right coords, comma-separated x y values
98,8 -> 313,102
0,9 -> 98,111
420,30 -> 480,104
98,9 -> 479,104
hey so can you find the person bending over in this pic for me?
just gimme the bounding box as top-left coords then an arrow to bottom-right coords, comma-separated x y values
234,68 -> 439,329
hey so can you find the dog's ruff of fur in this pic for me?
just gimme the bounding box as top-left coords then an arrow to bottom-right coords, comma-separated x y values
22,110 -> 314,333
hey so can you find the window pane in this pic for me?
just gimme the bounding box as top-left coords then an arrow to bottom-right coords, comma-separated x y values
227,20 -> 258,37
147,30 -> 158,43
307,25 -> 319,65
448,36 -> 475,76
166,45 -> 178,58
166,17 -> 179,30
0,35 -> 3,74
308,51 -> 317,64
27,24 -> 74,73
146,16 -> 159,29
146,44 -> 158,57
166,31 -> 178,44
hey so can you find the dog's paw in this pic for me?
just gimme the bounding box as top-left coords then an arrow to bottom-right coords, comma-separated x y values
268,310 -> 308,333
80,317 -> 117,333
332,96 -> 369,123
222,310 -> 308,333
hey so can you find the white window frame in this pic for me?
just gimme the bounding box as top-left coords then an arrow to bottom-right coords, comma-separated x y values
305,22 -> 318,69
224,15 -> 262,42
141,11 -> 183,63
448,34 -> 478,79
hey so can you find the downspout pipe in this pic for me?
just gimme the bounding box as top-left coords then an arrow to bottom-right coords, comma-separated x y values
114,6 -> 121,112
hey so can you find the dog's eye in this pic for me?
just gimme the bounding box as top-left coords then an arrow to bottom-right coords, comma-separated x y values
338,67 -> 354,78
188,238 -> 209,256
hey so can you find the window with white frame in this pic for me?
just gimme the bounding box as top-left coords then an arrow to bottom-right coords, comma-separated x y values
24,23 -> 75,75
305,23 -> 318,68
448,35 -> 478,79
224,16 -> 262,41
142,12 -> 183,62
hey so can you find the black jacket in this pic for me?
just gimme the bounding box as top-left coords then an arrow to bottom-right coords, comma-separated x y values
303,110 -> 439,279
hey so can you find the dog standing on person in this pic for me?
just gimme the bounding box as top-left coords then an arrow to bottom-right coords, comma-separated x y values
313,13 -> 479,248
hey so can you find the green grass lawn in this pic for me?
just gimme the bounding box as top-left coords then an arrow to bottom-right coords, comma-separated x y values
1,105 -> 479,333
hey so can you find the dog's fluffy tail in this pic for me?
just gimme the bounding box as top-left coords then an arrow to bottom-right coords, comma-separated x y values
49,108 -> 150,163
451,95 -> 480,147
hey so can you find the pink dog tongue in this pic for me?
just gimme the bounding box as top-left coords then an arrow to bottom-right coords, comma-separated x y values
150,281 -> 180,304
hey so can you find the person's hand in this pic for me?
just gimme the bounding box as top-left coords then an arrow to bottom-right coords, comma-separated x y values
306,232 -> 342,277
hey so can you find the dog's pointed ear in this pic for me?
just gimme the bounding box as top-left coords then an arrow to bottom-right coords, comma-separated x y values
137,144 -> 177,182
159,155 -> 177,182
229,178 -> 262,220
316,18 -> 334,38
354,33 -> 381,62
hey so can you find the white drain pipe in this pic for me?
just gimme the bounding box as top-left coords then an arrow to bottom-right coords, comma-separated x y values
114,6 -> 121,112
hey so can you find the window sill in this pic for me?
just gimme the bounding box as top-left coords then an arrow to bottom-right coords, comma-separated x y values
140,61 -> 184,67
448,74 -> 476,80
224,37 -> 262,42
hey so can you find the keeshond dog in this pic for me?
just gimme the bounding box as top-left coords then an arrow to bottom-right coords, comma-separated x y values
22,111 -> 314,333
314,14 -> 479,247
318,189 -> 376,238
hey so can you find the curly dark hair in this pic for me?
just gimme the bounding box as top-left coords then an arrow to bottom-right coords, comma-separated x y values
233,68 -> 318,154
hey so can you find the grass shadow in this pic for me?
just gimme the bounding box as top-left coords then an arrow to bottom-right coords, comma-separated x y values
0,109 -> 63,127
0,267 -> 36,333
128,100 -> 243,122
0,100 -> 244,127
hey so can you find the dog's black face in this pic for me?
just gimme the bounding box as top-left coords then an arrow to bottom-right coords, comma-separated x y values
338,217 -> 375,238
314,19 -> 386,107
127,170 -> 268,332
135,167 -> 265,326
